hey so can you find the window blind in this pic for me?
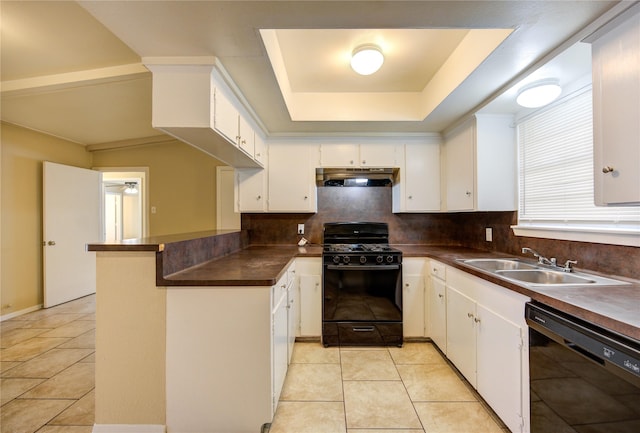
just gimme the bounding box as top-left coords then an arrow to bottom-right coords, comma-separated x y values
517,87 -> 640,230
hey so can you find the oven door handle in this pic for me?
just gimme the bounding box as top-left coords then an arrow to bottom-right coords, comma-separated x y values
326,264 -> 400,271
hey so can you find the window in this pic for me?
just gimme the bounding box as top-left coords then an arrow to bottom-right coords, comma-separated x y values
513,86 -> 640,246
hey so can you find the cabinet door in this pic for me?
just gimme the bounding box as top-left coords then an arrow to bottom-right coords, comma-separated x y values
272,289 -> 288,415
213,88 -> 239,145
236,169 -> 266,212
592,11 -> 640,205
238,115 -> 255,157
428,275 -> 447,354
254,134 -> 266,165
476,304 -> 524,433
403,275 -> 425,337
299,274 -> 321,337
319,143 -> 359,167
405,142 -> 441,211
444,119 -> 475,211
360,143 -> 398,167
446,285 -> 477,387
287,277 -> 299,364
268,143 -> 316,212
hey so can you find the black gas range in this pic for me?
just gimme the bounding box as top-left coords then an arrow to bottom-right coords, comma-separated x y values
321,222 -> 403,347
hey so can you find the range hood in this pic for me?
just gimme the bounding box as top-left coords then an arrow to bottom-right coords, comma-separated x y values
316,167 -> 398,187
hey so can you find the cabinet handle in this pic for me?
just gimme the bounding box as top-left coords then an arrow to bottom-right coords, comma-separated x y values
467,312 -> 474,319
256,153 -> 261,157
465,191 -> 472,197
602,166 -> 615,174
349,160 -> 354,165
362,160 -> 366,165
474,317 -> 481,323
408,195 -> 413,199
256,195 -> 261,200
438,294 -> 444,298
47,240 -> 56,246
304,196 -> 308,200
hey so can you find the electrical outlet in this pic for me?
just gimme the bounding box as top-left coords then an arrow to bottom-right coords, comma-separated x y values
485,227 -> 493,242
297,224 -> 305,235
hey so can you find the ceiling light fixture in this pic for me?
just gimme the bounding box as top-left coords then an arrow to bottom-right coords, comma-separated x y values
350,44 -> 384,76
516,79 -> 562,108
124,182 -> 138,195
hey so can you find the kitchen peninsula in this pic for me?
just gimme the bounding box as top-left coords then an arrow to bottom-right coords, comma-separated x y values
88,230 -> 639,433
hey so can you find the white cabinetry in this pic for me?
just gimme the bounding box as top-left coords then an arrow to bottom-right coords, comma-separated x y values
319,142 -> 400,167
426,260 -> 447,353
286,263 -> 298,363
590,6 -> 640,206
443,114 -> 516,211
268,142 -> 317,212
271,273 -> 289,410
144,60 -> 263,168
236,168 -> 267,212
444,267 -> 529,433
393,141 -> 441,212
296,258 -> 322,338
402,258 -> 426,338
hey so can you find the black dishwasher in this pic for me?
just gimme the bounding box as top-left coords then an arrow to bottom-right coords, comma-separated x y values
525,302 -> 640,433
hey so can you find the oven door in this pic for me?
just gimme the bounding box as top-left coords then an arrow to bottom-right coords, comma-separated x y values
322,263 -> 402,347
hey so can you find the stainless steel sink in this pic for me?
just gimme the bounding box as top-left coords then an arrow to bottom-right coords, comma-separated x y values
459,258 -> 630,287
462,259 -> 538,271
495,269 -> 595,285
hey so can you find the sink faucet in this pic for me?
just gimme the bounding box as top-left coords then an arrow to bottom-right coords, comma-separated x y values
522,247 -> 577,272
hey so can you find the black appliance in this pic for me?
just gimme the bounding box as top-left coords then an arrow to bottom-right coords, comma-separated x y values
525,302 -> 640,432
322,222 -> 403,347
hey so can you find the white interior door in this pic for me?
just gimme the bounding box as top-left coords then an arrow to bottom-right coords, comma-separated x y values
216,166 -> 240,230
43,161 -> 102,308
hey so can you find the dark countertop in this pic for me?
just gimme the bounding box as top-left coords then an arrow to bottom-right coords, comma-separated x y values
89,233 -> 639,341
162,245 -> 322,286
399,244 -> 640,341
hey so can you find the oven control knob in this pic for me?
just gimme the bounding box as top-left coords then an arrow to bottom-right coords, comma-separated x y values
386,255 -> 394,263
333,256 -> 341,264
359,256 -> 367,264
376,255 -> 383,264
343,256 -> 350,264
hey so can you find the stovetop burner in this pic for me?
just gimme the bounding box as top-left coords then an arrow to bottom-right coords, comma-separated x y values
325,243 -> 397,253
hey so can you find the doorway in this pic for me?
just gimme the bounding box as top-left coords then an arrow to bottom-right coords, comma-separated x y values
97,168 -> 149,241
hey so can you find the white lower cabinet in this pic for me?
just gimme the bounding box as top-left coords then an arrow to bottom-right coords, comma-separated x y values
445,267 -> 529,433
427,260 -> 447,353
402,258 -> 426,338
296,258 -> 322,338
271,276 -> 288,410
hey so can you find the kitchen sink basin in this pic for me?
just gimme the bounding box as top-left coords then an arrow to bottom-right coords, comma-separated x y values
459,258 -> 631,287
495,269 -> 595,285
462,259 -> 539,271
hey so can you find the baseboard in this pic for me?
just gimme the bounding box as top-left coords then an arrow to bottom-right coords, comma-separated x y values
92,424 -> 166,433
294,336 -> 321,342
0,304 -> 42,321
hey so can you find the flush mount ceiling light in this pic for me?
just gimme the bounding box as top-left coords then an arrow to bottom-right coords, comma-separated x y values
124,182 -> 138,195
516,79 -> 562,108
350,44 -> 384,75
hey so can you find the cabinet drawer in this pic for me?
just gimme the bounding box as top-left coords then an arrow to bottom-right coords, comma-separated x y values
430,261 -> 446,280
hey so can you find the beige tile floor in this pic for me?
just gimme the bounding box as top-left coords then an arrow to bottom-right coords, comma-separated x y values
1,295 -> 95,433
1,295 -> 508,433
269,342 -> 510,433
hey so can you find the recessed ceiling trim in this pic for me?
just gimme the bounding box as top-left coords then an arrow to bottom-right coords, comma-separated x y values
261,28 -> 512,122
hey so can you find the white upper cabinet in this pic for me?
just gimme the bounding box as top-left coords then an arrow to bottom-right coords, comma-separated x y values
443,114 -> 516,212
236,168 -> 266,213
589,6 -> 640,206
393,140 -> 441,212
144,59 -> 263,168
319,142 -> 400,167
268,142 -> 318,212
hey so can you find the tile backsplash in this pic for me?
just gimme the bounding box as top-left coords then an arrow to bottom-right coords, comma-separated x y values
242,187 -> 639,279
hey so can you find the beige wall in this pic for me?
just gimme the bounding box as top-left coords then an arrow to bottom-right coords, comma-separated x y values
1,123 -> 225,316
92,140 -> 224,237
1,123 -> 93,314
